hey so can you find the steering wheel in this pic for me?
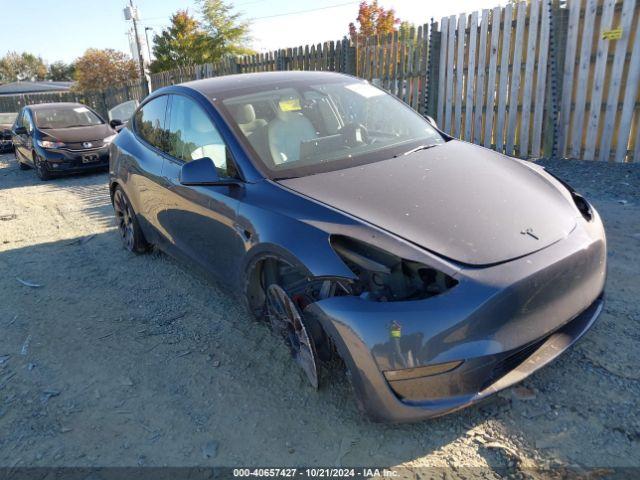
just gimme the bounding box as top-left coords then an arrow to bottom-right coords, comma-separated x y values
339,123 -> 369,148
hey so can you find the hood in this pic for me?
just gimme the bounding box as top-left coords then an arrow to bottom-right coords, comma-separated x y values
39,123 -> 114,143
278,141 -> 577,266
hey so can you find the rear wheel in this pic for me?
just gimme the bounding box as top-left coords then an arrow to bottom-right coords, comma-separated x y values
18,160 -> 30,170
33,153 -> 51,180
112,187 -> 149,253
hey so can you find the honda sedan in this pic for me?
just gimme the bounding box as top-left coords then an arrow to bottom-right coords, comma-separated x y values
13,102 -> 116,180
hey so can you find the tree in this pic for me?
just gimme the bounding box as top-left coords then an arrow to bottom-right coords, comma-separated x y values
0,52 -> 47,83
348,1 -> 400,40
47,61 -> 75,81
74,49 -> 138,93
198,0 -> 252,57
150,10 -> 215,73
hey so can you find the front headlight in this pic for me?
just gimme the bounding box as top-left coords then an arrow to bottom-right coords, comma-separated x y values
37,139 -> 66,149
103,134 -> 117,145
330,236 -> 457,302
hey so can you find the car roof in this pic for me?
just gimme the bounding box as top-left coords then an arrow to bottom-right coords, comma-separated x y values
176,71 -> 359,98
27,102 -> 88,111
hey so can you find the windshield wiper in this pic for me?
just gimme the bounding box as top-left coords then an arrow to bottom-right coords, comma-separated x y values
394,144 -> 439,158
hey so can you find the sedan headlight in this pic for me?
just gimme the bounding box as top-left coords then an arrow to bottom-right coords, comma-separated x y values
330,236 -> 457,302
37,139 -> 66,149
103,134 -> 117,145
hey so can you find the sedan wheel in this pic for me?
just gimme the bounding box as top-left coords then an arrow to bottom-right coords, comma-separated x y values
112,187 -> 148,253
33,154 -> 51,180
266,284 -> 319,388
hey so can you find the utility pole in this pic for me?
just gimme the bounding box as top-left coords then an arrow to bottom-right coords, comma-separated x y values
130,0 -> 145,81
144,27 -> 153,62
124,0 -> 147,92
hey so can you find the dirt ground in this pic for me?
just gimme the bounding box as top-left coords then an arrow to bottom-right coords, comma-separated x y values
0,151 -> 638,475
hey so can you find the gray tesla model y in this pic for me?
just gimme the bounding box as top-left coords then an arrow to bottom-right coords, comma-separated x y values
109,71 -> 606,422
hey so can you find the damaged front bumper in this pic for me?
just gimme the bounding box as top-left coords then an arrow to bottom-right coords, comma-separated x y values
303,214 -> 607,422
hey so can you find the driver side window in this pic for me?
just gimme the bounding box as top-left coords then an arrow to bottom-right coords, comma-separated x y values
167,95 -> 236,178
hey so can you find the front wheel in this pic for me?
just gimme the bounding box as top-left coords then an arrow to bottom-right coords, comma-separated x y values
112,187 -> 149,253
33,153 -> 51,180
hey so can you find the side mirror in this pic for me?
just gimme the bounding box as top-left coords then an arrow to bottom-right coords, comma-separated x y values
109,119 -> 123,130
14,126 -> 27,135
180,157 -> 221,186
180,157 -> 242,187
425,116 -> 438,129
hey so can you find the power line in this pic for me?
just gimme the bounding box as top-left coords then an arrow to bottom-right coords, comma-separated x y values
248,1 -> 359,21
140,1 -> 359,25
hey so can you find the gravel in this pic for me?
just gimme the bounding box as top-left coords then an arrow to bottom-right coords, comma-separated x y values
0,153 -> 638,472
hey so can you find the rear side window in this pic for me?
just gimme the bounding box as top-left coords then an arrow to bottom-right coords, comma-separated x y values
133,96 -> 169,151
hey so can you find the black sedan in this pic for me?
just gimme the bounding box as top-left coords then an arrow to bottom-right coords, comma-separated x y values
108,71 -> 606,422
13,102 -> 117,180
0,112 -> 18,153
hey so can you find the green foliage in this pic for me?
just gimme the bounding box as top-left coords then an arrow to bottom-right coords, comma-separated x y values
0,51 -> 47,83
198,0 -> 252,57
150,10 -> 215,73
47,61 -> 75,81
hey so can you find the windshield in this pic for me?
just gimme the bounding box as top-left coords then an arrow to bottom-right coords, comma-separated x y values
218,79 -> 444,178
34,105 -> 103,129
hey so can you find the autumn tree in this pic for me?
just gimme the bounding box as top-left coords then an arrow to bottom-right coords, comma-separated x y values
47,61 -> 75,81
198,0 -> 252,57
150,10 -> 215,73
0,52 -> 47,83
348,1 -> 400,41
74,49 -> 138,93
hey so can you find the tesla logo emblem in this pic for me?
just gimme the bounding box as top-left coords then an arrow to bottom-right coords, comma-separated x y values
82,142 -> 93,148
520,228 -> 539,240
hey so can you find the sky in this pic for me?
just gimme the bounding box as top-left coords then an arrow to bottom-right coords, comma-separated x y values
0,0 -> 504,65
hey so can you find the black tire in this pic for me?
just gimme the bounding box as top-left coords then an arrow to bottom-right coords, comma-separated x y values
18,161 -> 30,170
33,153 -> 51,180
112,186 -> 149,253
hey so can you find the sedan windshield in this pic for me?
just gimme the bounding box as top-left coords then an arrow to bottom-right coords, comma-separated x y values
218,79 -> 444,179
34,106 -> 103,129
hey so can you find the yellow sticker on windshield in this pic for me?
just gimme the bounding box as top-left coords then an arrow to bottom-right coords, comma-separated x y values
279,98 -> 302,112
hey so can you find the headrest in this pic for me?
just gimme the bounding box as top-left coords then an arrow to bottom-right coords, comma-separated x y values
233,104 -> 256,124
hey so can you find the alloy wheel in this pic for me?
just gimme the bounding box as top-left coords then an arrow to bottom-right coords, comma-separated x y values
266,284 -> 319,388
113,189 -> 135,251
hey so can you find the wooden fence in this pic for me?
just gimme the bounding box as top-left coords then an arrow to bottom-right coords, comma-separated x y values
0,81 -> 148,119
1,0 -> 638,162
149,39 -> 354,91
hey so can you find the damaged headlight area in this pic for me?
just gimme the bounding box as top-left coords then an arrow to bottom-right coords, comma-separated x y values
330,236 -> 457,302
544,169 -> 593,222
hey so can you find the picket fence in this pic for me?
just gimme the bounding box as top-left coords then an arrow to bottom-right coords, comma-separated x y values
0,0 -> 638,162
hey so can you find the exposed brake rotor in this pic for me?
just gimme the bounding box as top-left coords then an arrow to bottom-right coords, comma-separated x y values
265,284 -> 319,389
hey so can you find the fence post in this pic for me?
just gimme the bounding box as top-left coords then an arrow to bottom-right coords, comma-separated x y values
425,19 -> 441,118
543,0 -> 565,158
341,37 -> 356,75
276,49 -> 285,71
